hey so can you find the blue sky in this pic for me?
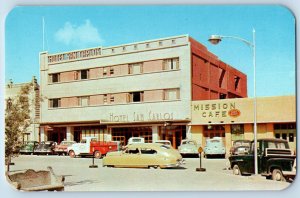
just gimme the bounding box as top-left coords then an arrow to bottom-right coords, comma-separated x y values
5,6 -> 295,97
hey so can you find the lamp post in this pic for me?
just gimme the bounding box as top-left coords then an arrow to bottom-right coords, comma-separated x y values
208,29 -> 258,175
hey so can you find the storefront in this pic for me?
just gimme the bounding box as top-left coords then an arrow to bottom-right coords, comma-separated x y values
191,96 -> 296,154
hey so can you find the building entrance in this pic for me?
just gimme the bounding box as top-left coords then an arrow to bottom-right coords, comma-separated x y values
159,125 -> 186,148
48,127 -> 66,143
203,125 -> 225,146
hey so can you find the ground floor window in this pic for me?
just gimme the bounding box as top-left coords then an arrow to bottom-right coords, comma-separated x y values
73,126 -> 105,142
111,127 -> 152,146
274,123 -> 296,143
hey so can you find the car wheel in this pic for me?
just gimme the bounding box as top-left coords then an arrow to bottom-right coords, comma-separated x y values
233,164 -> 241,175
69,150 -> 75,158
94,151 -> 102,159
272,169 -> 286,182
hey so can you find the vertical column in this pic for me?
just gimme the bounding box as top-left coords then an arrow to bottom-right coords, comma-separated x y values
152,125 -> 159,142
224,125 -> 232,156
186,125 -> 192,139
40,126 -> 45,142
105,127 -> 112,141
66,126 -> 74,141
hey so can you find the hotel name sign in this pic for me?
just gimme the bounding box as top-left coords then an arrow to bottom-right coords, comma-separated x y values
109,111 -> 174,122
193,102 -> 241,118
48,48 -> 101,64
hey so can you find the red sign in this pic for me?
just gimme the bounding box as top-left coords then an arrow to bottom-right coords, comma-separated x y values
228,109 -> 241,118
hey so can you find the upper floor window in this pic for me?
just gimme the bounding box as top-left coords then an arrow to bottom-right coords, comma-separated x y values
79,96 -> 89,107
164,89 -> 179,100
74,70 -> 89,80
103,94 -> 108,104
129,63 -> 143,74
49,73 -> 60,83
128,91 -> 144,103
49,98 -> 61,108
110,68 -> 114,75
163,58 -> 179,70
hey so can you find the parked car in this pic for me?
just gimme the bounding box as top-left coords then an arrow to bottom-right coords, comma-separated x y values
229,140 -> 251,155
204,137 -> 226,158
178,139 -> 199,157
154,140 -> 172,147
103,143 -> 184,169
127,137 -> 145,145
20,141 -> 39,155
229,138 -> 296,181
54,140 -> 76,155
34,141 -> 57,155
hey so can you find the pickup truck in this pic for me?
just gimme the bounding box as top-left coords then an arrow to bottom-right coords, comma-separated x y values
229,138 -> 296,181
67,137 -> 120,159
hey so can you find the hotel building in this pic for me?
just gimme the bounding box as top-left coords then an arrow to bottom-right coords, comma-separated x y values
39,35 -> 247,148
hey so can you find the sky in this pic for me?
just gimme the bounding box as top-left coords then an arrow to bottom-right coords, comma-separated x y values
5,5 -> 295,97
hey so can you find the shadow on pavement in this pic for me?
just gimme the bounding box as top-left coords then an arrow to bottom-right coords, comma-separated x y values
64,179 -> 100,187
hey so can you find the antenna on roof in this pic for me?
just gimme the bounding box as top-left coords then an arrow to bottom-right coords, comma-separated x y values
42,17 -> 45,51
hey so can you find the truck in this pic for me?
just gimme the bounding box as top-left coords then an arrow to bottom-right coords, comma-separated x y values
67,137 -> 120,159
229,138 -> 296,181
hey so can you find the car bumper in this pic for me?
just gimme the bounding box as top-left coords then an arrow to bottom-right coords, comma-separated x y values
163,159 -> 186,168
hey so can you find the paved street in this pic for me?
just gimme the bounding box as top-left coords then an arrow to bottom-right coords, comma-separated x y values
5,155 -> 292,191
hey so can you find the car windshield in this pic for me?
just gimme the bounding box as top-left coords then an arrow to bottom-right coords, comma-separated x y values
267,142 -> 289,149
182,141 -> 195,145
235,141 -> 250,147
160,145 -> 171,149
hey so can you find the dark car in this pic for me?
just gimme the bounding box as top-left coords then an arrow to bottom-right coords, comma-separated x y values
34,141 -> 57,155
229,140 -> 251,155
20,141 -> 39,155
229,138 -> 296,181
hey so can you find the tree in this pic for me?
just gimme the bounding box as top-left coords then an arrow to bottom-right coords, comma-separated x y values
5,83 -> 32,172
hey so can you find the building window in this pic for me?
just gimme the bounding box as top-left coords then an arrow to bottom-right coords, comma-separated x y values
171,39 -> 176,44
275,133 -> 280,139
79,96 -> 89,107
103,94 -> 107,103
234,76 -> 240,91
128,92 -> 144,103
163,58 -> 179,70
164,89 -> 179,100
159,41 -> 163,46
134,45 -> 138,50
49,73 -> 60,83
122,47 -> 126,51
220,93 -> 227,99
146,43 -> 150,48
110,95 -> 115,103
111,48 -> 115,53
128,63 -> 143,74
110,68 -> 114,75
80,70 -> 89,80
103,68 -> 107,76
49,98 -> 61,108
231,124 -> 244,141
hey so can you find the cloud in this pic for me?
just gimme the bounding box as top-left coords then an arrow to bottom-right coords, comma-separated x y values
54,20 -> 104,47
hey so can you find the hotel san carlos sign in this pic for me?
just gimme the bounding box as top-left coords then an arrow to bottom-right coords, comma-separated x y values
109,111 -> 174,122
193,102 -> 241,118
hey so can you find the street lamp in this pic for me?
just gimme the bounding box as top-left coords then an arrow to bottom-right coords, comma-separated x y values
208,29 -> 258,175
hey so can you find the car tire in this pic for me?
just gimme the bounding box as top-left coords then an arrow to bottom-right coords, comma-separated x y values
272,169 -> 286,182
69,150 -> 75,158
233,164 -> 241,175
94,151 -> 102,159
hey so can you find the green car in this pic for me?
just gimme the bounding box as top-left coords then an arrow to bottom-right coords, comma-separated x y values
20,141 -> 39,155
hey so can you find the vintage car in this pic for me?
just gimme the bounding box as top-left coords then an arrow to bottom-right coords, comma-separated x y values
178,139 -> 199,157
229,139 -> 296,181
54,140 -> 76,155
154,140 -> 172,146
34,141 -> 57,155
102,143 -> 184,169
229,140 -> 251,155
20,141 -> 39,155
204,137 -> 226,158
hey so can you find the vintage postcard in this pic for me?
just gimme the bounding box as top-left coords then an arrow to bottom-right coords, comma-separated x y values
3,5 -> 296,192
